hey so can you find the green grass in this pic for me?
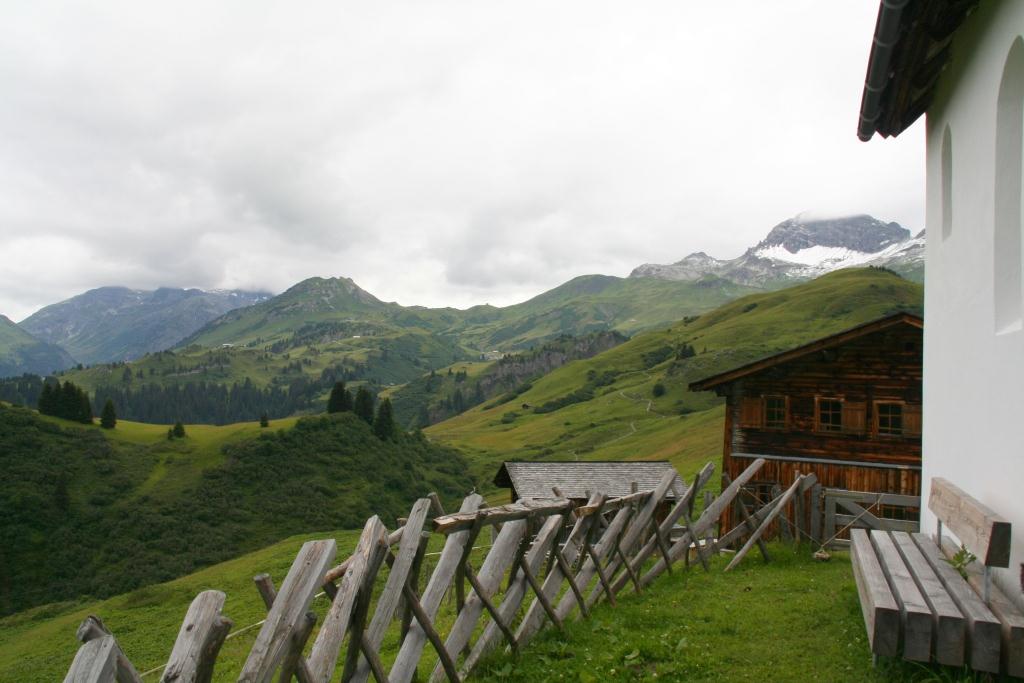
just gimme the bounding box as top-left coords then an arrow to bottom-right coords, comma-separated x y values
2,537 -> 977,683
473,546 -> 979,683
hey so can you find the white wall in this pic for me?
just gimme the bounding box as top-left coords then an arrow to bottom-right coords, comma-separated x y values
922,0 -> 1024,606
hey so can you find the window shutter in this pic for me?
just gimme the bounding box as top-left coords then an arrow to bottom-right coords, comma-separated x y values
904,404 -> 922,436
738,397 -> 763,428
842,401 -> 866,434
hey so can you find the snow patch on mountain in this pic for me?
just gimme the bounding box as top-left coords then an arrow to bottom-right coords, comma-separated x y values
630,213 -> 924,286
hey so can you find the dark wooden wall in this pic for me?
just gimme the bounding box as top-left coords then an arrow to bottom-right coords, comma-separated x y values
717,324 -> 923,532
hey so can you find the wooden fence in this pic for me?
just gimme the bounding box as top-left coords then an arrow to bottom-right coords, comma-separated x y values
63,457 -> 782,683
816,488 -> 920,548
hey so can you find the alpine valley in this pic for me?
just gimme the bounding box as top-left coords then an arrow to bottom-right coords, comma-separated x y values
0,212 -> 924,427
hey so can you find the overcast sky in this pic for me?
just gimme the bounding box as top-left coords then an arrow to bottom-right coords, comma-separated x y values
0,1 -> 924,321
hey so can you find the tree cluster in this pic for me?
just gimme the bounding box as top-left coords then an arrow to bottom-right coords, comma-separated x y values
325,381 -> 395,440
37,380 -> 92,424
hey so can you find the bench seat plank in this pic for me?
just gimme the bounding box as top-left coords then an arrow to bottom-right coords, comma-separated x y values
850,529 -> 899,657
911,533 -> 1001,673
891,532 -> 965,666
870,531 -> 933,662
938,534 -> 1024,677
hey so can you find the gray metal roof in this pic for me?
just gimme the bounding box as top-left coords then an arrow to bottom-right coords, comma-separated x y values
494,461 -> 684,500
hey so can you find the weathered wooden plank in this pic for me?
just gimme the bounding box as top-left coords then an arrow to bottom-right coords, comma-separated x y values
460,513 -> 565,676
350,499 -> 432,683
938,534 -> 1024,677
432,498 -> 573,533
833,514 -> 918,533
428,519 -> 527,682
725,476 -> 806,572
575,489 -> 653,516
465,567 -> 518,651
609,462 -> 715,595
871,531 -> 932,662
824,488 -> 921,507
515,497 -> 599,649
239,539 -> 337,683
161,591 -> 233,683
308,517 -> 387,683
253,575 -> 315,683
849,529 -> 899,658
277,612 -> 316,683
572,504 -> 637,613
324,529 -> 403,585
891,532 -> 965,666
641,458 -> 765,586
74,616 -> 144,683
400,534 -> 430,644
911,533 -> 1000,673
585,470 -> 676,606
64,635 -> 117,683
809,483 -> 822,543
389,493 -> 483,683
400,585 -> 461,683
929,478 -> 1011,567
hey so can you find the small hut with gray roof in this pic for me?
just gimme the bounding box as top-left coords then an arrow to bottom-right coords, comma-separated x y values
493,460 -> 685,520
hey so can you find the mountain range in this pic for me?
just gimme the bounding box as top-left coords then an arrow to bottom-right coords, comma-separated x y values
630,214 -> 924,285
0,212 -> 924,379
18,286 -> 269,365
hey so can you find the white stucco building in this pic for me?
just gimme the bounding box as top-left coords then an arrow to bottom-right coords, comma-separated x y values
859,0 -> 1024,606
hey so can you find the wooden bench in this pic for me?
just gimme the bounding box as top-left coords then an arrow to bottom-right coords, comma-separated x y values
850,477 -> 1022,676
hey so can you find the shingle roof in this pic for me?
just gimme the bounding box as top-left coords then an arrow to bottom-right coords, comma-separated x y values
493,461 -> 684,501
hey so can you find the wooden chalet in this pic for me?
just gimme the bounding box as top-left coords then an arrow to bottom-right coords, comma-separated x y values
689,312 -> 923,533
493,460 -> 684,520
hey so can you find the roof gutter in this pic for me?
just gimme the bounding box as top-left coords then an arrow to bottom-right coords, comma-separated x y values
857,0 -> 910,141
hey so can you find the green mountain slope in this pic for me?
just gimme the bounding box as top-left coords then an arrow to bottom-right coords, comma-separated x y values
0,315 -> 76,378
427,268 -> 923,491
0,404 -> 471,615
187,274 -> 757,353
388,331 -> 629,429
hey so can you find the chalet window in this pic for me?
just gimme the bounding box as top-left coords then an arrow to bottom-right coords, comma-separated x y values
764,395 -> 788,429
816,397 -> 843,432
875,402 -> 903,436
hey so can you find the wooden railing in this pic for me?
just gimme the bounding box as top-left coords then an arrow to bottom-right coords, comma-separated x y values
62,457 -> 772,683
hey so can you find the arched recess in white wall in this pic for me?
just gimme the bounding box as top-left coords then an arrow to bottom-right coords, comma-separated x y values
994,36 -> 1024,334
941,124 -> 953,240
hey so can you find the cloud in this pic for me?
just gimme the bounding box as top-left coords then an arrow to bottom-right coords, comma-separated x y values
0,1 -> 924,321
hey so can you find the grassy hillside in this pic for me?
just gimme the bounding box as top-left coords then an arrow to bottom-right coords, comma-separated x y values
0,536 -> 939,682
428,268 -> 923,495
388,331 -> 629,429
0,405 -> 472,615
186,274 -> 757,354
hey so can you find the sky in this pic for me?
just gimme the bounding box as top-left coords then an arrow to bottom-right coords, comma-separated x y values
0,1 -> 925,322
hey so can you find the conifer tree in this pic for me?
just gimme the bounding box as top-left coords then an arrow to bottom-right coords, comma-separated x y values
100,399 -> 117,429
38,382 -> 54,415
327,381 -> 353,414
172,420 -> 186,438
373,398 -> 396,440
353,386 -> 375,424
260,412 -> 269,428
77,392 -> 93,424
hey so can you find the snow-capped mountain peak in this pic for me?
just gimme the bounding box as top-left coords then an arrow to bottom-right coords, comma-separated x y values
629,213 -> 923,286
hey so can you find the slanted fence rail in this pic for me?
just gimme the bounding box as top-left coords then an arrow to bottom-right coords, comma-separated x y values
64,457 -> 782,683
